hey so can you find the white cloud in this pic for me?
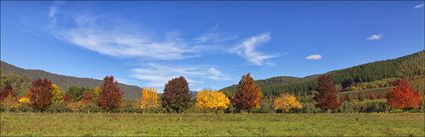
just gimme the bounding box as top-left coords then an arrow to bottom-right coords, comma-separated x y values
49,13 -> 205,60
231,33 -> 277,66
194,23 -> 238,43
366,34 -> 383,40
414,3 -> 424,8
305,54 -> 322,60
131,64 -> 229,88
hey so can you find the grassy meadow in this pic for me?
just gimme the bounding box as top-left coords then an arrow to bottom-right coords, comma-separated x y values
1,113 -> 424,136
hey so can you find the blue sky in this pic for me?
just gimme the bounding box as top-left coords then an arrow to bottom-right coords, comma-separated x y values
1,1 -> 424,92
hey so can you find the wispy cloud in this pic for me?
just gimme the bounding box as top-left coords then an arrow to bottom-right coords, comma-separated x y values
366,34 -> 383,40
194,23 -> 238,43
131,64 -> 229,88
305,54 -> 322,60
414,3 -> 424,9
50,14 -> 206,60
47,6 -> 228,61
231,33 -> 278,66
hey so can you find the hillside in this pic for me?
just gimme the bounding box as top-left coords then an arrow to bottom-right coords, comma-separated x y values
222,50 -> 425,97
0,61 -> 141,99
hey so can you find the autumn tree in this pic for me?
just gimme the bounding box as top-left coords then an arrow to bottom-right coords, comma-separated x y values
97,76 -> 123,111
196,89 -> 230,111
51,84 -> 64,103
161,76 -> 191,113
387,79 -> 422,110
313,75 -> 340,112
274,93 -> 302,113
232,73 -> 262,112
397,51 -> 425,111
28,78 -> 53,111
81,90 -> 94,104
0,82 -> 14,101
140,88 -> 160,109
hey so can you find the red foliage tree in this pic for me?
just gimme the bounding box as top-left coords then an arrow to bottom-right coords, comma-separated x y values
161,76 -> 192,113
232,73 -> 262,111
387,79 -> 422,110
313,75 -> 340,111
63,94 -> 72,102
0,82 -> 14,101
97,76 -> 123,111
28,79 -> 53,111
81,90 -> 94,104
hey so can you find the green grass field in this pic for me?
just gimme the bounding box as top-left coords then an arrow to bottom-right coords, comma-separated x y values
1,113 -> 424,136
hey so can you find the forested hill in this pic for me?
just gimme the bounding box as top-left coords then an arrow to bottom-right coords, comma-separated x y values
0,61 -> 141,99
221,50 -> 425,97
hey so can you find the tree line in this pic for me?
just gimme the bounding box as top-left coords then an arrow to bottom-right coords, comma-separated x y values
0,72 -> 422,113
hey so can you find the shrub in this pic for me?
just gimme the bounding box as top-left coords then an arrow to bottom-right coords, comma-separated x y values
67,101 -> 85,112
140,88 -> 160,109
232,73 -> 262,112
255,98 -> 274,113
274,93 -> 302,113
387,79 -> 422,110
196,89 -> 230,111
0,95 -> 19,112
47,102 -> 70,113
368,93 -> 377,100
28,79 -> 53,111
18,96 -> 30,104
300,102 -> 321,113
161,76 -> 192,113
81,103 -> 100,113
314,75 -> 340,112
97,76 -> 123,111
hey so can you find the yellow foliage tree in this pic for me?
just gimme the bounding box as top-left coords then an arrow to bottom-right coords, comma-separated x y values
274,93 -> 302,112
93,86 -> 102,97
196,89 -> 230,110
140,88 -> 160,109
51,84 -> 64,103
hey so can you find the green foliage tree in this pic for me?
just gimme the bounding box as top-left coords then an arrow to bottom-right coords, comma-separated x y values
66,86 -> 89,102
161,76 -> 192,113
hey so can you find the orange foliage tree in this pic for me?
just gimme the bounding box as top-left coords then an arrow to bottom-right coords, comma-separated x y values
387,79 -> 422,110
196,89 -> 230,111
274,93 -> 302,113
97,76 -> 123,111
232,73 -> 262,111
140,88 -> 160,109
